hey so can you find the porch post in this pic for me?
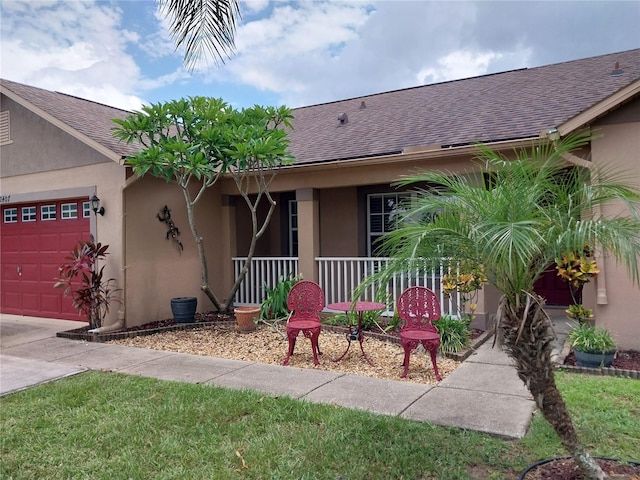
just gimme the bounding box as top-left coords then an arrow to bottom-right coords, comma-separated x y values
296,188 -> 319,282
220,195 -> 237,303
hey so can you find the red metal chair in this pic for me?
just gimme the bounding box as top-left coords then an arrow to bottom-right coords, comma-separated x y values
397,286 -> 443,381
283,281 -> 325,366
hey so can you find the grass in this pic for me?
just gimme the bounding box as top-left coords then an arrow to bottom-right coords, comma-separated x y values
1,371 -> 638,479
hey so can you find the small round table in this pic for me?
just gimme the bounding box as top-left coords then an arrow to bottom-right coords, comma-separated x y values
326,301 -> 386,366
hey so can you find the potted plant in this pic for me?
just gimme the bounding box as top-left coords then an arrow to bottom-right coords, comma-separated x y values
569,323 -> 617,368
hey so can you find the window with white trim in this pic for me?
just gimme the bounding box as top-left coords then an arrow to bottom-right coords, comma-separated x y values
367,193 -> 412,256
41,205 -> 56,221
4,208 -> 17,223
288,200 -> 298,256
61,203 -> 78,219
82,201 -> 91,218
22,206 -> 36,222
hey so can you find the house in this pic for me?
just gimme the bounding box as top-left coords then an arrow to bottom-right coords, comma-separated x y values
2,49 -> 639,349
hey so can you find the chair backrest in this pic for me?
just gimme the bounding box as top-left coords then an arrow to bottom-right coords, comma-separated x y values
397,286 -> 441,331
287,281 -> 325,323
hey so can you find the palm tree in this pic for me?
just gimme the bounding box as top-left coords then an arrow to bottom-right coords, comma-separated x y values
377,133 -> 640,480
158,0 -> 241,69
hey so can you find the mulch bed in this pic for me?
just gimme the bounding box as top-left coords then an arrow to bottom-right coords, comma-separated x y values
520,457 -> 640,479
563,349 -> 640,371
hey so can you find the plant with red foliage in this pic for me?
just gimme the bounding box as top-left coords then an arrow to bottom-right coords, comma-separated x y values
55,240 -> 120,329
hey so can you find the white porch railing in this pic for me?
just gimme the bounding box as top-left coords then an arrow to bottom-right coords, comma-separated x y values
233,257 -> 299,305
317,257 -> 458,316
233,256 -> 460,316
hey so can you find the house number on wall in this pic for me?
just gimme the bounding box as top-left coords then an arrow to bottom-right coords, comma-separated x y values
0,195 -> 11,203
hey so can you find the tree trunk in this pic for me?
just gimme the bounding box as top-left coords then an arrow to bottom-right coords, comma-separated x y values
182,189 -> 224,312
497,295 -> 606,480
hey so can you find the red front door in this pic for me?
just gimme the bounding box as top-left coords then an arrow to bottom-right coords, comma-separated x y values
1,199 -> 91,320
534,265 -> 573,306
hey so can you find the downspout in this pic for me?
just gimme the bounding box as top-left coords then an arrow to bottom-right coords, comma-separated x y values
87,166 -> 134,333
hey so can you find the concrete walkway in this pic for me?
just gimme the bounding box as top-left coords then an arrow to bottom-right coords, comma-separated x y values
0,313 -> 568,440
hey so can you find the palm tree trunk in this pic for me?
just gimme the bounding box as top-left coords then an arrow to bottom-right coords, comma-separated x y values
497,295 -> 606,480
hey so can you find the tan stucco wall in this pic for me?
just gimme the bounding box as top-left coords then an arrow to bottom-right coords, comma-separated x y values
591,121 -> 640,350
320,187 -> 359,257
123,176 -> 226,327
0,161 -> 126,327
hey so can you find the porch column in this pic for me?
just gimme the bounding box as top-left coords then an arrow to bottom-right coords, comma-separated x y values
220,195 -> 237,303
296,188 -> 320,282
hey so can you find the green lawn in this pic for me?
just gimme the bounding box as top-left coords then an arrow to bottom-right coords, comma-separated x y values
1,371 -> 638,479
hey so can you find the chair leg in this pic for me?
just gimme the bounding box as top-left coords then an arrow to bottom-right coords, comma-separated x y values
426,343 -> 442,381
283,335 -> 297,366
310,332 -> 321,365
400,348 -> 411,378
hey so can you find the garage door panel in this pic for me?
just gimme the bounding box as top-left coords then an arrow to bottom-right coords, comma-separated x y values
40,262 -> 62,282
1,291 -> 21,311
1,234 -> 21,254
2,262 -> 20,281
20,234 -> 39,253
19,263 -> 40,282
41,293 -> 62,314
39,233 -> 60,253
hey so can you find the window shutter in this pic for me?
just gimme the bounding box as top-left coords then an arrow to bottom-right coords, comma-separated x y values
0,110 -> 10,145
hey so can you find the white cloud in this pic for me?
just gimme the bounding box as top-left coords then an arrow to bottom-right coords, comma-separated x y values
416,50 -> 504,85
0,0 -> 149,110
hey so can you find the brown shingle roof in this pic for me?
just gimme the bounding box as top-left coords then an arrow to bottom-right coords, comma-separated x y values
287,48 -> 640,164
0,78 -> 139,158
2,49 -> 639,165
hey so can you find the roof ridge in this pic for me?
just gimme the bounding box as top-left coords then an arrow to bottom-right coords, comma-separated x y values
292,47 -> 640,112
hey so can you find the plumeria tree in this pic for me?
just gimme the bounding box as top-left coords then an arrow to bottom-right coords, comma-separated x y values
112,97 -> 293,313
375,133 -> 640,479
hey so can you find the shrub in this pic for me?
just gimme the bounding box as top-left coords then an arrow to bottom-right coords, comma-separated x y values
434,315 -> 472,353
569,323 -> 616,354
55,240 -> 120,329
259,274 -> 299,321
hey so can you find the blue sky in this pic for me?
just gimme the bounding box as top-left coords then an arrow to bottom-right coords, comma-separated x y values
1,1 -> 639,112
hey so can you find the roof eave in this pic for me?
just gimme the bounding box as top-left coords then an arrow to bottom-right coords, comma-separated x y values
558,78 -> 640,136
279,136 -> 542,173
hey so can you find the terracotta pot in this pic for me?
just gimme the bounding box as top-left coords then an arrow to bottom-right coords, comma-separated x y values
234,306 -> 260,333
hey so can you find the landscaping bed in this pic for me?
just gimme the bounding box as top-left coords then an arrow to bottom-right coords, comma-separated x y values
57,312 -> 492,386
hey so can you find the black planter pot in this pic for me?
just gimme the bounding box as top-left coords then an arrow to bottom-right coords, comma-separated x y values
574,349 -> 616,368
518,456 -> 640,479
170,297 -> 197,324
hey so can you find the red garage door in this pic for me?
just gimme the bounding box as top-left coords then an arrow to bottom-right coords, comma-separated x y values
1,198 -> 91,320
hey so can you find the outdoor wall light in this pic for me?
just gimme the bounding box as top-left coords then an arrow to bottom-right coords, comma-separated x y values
90,194 -> 105,216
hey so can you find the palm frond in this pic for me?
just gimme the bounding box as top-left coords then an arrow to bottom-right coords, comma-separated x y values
158,0 -> 241,70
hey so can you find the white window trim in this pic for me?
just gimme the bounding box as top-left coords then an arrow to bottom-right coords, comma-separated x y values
288,199 -> 298,257
4,207 -> 17,223
22,206 -> 36,222
367,192 -> 413,256
61,202 -> 78,219
41,204 -> 57,221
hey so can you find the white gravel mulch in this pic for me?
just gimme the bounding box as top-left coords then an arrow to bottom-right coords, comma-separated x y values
110,323 -> 460,386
